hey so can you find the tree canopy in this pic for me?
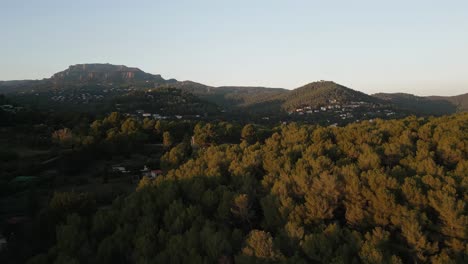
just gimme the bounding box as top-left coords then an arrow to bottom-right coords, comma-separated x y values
5,113 -> 467,263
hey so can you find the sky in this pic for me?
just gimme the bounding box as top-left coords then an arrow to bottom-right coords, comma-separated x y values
1,0 -> 467,96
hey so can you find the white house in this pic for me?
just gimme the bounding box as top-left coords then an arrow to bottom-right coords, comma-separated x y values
0,235 -> 7,251
112,166 -> 128,173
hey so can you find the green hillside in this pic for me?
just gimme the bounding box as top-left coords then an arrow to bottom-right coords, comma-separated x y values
372,92 -> 467,115
279,81 -> 383,111
429,93 -> 468,112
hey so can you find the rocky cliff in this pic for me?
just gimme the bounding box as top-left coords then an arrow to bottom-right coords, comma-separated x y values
51,63 -> 168,84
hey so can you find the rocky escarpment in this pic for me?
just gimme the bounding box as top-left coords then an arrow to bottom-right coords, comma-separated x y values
51,63 -> 169,84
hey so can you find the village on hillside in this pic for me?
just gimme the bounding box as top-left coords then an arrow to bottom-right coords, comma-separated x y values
288,98 -> 399,124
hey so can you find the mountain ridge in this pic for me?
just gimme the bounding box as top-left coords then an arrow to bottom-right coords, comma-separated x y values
50,63 -> 175,85
1,63 -> 466,115
373,92 -> 468,114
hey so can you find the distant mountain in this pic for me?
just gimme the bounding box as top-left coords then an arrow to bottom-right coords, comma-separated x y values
1,63 -> 466,117
51,63 -> 177,85
372,92 -> 468,115
0,64 -> 197,113
0,63 -> 178,94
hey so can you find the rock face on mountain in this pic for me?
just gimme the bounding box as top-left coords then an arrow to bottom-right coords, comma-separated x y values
51,63 -> 170,84
0,63 -> 180,94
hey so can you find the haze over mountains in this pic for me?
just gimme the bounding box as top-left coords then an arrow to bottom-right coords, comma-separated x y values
0,63 -> 467,115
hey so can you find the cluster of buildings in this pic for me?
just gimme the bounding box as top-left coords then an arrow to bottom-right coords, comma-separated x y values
289,99 -> 398,122
102,86 -> 136,93
111,165 -> 163,182
47,84 -> 137,104
135,109 -> 169,120
126,109 -> 202,121
292,104 -> 342,115
0,104 -> 24,113
50,93 -> 105,103
382,109 -> 396,116
291,100 -> 372,115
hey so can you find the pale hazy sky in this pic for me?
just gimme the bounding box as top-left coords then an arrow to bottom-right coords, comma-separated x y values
1,0 -> 467,96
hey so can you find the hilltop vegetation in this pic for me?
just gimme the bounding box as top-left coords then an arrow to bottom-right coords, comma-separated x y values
373,93 -> 459,115
176,81 -> 383,113
175,83 -> 288,110
3,112 -> 466,263
430,93 -> 468,112
279,81 -> 383,111
172,80 -> 466,117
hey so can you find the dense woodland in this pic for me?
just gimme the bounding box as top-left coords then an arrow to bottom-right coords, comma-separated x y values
1,111 -> 466,263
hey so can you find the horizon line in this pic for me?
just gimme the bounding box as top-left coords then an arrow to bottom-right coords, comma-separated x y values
0,62 -> 466,98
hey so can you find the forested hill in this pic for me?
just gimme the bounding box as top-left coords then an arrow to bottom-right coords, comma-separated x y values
430,93 -> 468,112
17,113 -> 468,263
181,81 -> 384,111
279,81 -> 384,111
174,81 -> 385,113
373,92 -> 468,115
174,81 -> 467,115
